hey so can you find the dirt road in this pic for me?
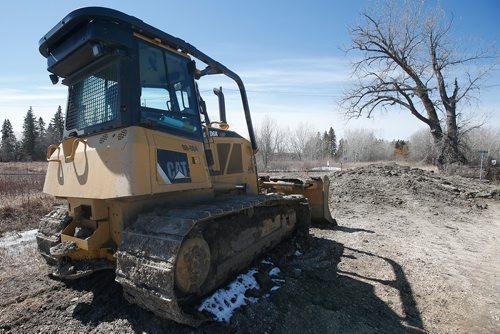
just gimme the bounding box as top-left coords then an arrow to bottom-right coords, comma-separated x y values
1,163 -> 499,333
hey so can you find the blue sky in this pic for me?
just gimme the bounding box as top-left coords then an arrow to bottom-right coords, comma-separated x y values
0,0 -> 498,140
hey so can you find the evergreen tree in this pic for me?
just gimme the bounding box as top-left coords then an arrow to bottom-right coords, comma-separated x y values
47,105 -> 65,144
37,117 -> 46,139
320,127 -> 338,159
35,117 -> 49,160
321,131 -> 329,158
327,127 -> 337,158
313,131 -> 322,159
21,106 -> 38,160
0,119 -> 17,161
47,123 -> 55,143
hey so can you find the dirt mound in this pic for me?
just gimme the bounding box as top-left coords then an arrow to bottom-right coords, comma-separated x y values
333,163 -> 498,209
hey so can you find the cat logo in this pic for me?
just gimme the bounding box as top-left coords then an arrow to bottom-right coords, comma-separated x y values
156,149 -> 191,184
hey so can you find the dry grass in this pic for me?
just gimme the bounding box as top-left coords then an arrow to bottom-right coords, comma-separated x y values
0,161 -> 48,174
0,162 -> 62,236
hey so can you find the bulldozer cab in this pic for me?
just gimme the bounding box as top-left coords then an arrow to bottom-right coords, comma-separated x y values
39,7 -> 256,147
42,20 -> 199,140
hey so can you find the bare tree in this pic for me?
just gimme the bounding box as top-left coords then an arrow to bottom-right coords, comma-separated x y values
289,122 -> 315,160
461,126 -> 500,164
273,125 -> 288,155
343,129 -> 392,162
408,128 -> 439,163
341,0 -> 496,168
304,132 -> 323,160
255,116 -> 277,169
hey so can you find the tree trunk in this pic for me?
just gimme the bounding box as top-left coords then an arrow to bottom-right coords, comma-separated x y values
438,106 -> 467,168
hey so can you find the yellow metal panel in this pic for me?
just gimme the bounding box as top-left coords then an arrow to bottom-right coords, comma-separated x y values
149,130 -> 212,194
66,248 -> 115,262
205,130 -> 258,195
44,126 -> 152,199
61,220 -> 110,251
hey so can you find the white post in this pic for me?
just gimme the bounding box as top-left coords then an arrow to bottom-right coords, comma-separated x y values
479,152 -> 484,180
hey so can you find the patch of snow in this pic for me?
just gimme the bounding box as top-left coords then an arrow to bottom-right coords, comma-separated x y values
268,266 -> 285,292
268,267 -> 281,276
260,259 -> 273,264
198,268 -> 260,323
309,166 -> 341,172
294,249 -> 303,257
0,229 -> 38,248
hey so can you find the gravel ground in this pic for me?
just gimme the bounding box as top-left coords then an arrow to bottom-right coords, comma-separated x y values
1,163 -> 499,333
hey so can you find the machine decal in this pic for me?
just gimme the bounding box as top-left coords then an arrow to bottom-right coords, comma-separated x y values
157,149 -> 191,184
181,144 -> 199,152
203,128 -> 243,139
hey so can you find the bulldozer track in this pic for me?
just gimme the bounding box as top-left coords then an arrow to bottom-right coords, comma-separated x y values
36,206 -> 72,265
115,193 -> 309,326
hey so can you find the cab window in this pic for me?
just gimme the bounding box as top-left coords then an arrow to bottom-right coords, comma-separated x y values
138,41 -> 200,137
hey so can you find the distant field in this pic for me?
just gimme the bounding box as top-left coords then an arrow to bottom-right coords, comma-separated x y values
0,162 -> 61,236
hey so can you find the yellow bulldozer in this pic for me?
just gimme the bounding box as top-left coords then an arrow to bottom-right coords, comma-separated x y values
36,7 -> 334,326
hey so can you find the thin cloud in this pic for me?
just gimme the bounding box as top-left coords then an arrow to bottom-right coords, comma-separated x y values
0,89 -> 66,103
237,56 -> 353,93
0,85 -> 66,132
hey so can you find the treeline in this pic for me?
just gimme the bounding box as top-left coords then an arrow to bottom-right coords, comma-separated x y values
255,117 -> 339,170
255,122 -> 404,170
255,117 -> 500,171
0,106 -> 64,162
2,109 -> 498,168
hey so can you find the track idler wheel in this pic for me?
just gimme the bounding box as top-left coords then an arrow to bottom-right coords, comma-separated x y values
175,235 -> 211,295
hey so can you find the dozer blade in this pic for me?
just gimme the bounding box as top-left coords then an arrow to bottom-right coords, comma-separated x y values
259,176 -> 336,225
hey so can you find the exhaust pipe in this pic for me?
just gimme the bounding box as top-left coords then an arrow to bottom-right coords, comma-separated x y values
213,87 -> 226,123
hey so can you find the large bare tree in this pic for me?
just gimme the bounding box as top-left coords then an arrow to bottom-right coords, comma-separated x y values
342,0 -> 495,167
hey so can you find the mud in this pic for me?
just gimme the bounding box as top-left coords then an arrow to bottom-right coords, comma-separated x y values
49,241 -> 78,258
1,163 -> 499,333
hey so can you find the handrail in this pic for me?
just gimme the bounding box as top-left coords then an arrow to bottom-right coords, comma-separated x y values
65,138 -> 87,162
46,144 -> 61,162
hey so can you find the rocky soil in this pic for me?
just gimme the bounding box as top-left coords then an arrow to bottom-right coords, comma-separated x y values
1,163 -> 499,333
